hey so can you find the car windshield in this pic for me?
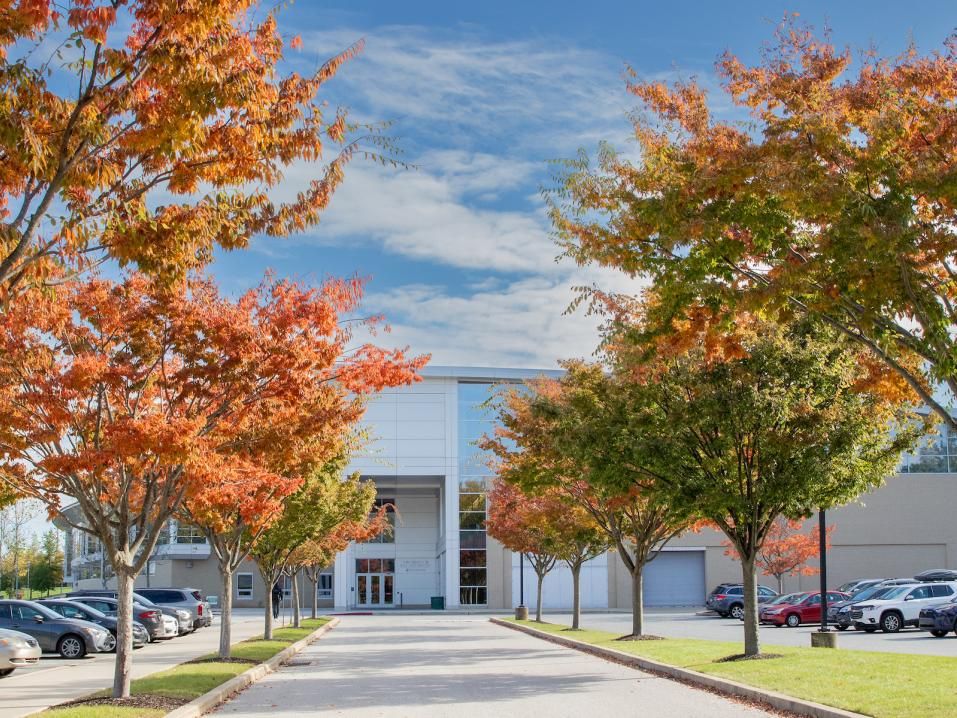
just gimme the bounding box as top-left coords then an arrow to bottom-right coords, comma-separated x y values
877,586 -> 912,600
59,602 -> 106,619
769,593 -> 806,605
852,586 -> 890,601
837,582 -> 859,593
28,602 -> 66,620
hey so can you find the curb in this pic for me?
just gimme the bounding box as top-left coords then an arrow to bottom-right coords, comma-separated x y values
490,618 -> 867,718
165,617 -> 340,718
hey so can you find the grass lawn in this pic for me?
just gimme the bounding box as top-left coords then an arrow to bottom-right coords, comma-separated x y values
508,619 -> 957,718
39,709 -> 165,718
36,617 -> 331,718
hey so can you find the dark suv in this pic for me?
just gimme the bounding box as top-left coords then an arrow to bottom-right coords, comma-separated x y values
38,598 -> 149,649
65,595 -> 172,641
136,588 -> 211,629
706,583 -> 778,618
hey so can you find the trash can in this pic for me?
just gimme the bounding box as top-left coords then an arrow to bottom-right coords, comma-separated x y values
430,596 -> 445,610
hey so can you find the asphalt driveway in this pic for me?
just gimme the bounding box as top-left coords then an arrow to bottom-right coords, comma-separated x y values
214,614 -> 774,718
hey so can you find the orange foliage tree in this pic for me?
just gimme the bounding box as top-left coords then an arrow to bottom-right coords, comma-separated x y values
723,519 -> 834,594
485,479 -> 562,623
552,20 -> 956,425
0,1 -> 383,302
0,272 -> 426,695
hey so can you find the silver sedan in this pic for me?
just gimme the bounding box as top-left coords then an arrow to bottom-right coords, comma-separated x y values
0,628 -> 41,677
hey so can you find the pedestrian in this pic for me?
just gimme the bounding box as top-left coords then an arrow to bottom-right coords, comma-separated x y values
272,580 -> 282,619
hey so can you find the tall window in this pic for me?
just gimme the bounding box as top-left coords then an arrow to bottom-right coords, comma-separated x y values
175,522 -> 206,544
899,421 -> 957,473
365,498 -> 396,544
236,573 -> 253,599
458,382 -> 493,605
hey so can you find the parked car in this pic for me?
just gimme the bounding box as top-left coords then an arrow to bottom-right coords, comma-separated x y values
0,600 -> 111,658
828,583 -> 916,630
852,582 -> 957,632
914,569 -> 957,582
66,590 -> 191,636
37,599 -> 148,650
136,588 -> 211,629
0,628 -> 41,676
706,583 -> 778,619
759,591 -> 849,627
835,578 -> 887,595
918,593 -> 957,637
65,595 -> 173,641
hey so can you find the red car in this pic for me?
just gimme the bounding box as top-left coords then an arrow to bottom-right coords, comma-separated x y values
759,591 -> 850,627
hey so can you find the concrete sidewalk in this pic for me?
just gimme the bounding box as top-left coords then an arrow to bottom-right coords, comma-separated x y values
214,614 -> 775,717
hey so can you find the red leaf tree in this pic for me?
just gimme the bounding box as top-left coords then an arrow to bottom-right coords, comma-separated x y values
0,272 -> 426,695
486,479 -> 561,622
723,519 -> 834,594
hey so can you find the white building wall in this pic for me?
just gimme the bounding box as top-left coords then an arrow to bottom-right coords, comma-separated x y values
511,553 -> 609,610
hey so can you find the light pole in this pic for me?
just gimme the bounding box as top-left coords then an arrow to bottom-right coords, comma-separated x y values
515,552 -> 528,620
812,508 -> 838,648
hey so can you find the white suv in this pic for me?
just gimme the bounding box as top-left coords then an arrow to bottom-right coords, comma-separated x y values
851,582 -> 957,633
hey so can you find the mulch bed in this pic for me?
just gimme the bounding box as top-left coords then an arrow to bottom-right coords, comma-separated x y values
715,652 -> 784,662
54,695 -> 188,711
615,634 -> 666,641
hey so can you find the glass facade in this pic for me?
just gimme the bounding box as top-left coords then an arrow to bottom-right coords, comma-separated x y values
899,423 -> 957,473
458,382 -> 494,605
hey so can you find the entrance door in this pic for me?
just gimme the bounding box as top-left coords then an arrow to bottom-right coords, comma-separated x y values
356,573 -> 393,606
355,558 -> 396,607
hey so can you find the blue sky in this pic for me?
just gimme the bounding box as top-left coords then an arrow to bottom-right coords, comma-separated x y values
209,0 -> 957,369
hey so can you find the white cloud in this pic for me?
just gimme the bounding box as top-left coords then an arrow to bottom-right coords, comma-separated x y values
361,267 -> 647,368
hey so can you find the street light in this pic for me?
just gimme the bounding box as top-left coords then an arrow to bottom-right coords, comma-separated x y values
812,508 -> 838,648
515,551 -> 528,620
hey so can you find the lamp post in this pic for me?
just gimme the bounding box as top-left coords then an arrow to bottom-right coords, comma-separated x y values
515,551 -> 528,620
812,508 -> 838,648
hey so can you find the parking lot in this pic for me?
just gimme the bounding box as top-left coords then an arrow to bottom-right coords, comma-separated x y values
546,609 -> 957,657
2,608 -> 267,718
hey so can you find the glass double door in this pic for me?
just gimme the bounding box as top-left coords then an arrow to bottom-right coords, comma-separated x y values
356,572 -> 394,607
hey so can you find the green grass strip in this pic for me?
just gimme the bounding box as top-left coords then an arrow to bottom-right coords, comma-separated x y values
507,618 -> 957,718
37,617 -> 331,717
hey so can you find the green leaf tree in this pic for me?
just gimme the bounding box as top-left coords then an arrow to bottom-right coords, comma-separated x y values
609,316 -> 920,656
484,370 -> 695,638
251,460 -> 377,639
552,21 -> 957,426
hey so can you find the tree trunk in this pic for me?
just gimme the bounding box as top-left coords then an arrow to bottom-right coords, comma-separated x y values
113,569 -> 136,698
292,570 -> 301,628
535,571 -> 545,622
219,569 -> 233,659
631,567 -> 644,637
571,562 -> 582,630
264,585 -> 274,640
777,573 -> 784,594
311,572 -> 318,619
742,553 -> 761,657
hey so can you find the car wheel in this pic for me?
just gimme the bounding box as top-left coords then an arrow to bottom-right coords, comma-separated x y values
0,668 -> 14,677
930,629 -> 948,638
880,612 -> 903,633
786,614 -> 801,628
102,632 -> 117,651
730,604 -> 745,620
58,634 -> 87,659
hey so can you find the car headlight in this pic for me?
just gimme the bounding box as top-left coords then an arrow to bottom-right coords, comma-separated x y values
855,605 -> 874,611
0,637 -> 28,648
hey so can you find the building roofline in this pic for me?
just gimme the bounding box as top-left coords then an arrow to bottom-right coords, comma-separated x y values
419,365 -> 563,381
